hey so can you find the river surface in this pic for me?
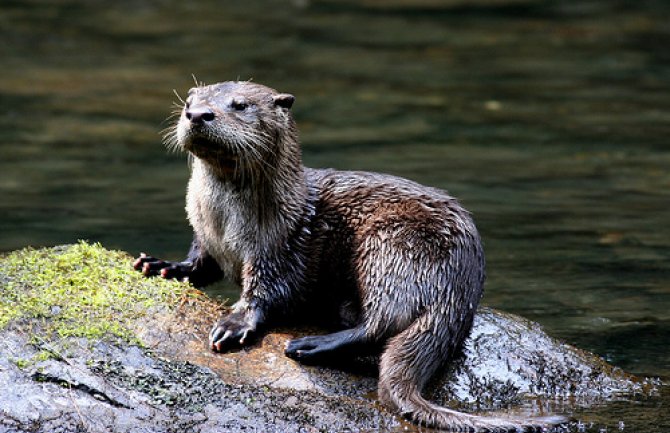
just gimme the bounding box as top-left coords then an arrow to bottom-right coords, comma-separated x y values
1,0 -> 668,431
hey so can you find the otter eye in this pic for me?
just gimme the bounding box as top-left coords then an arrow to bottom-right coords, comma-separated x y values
231,100 -> 248,111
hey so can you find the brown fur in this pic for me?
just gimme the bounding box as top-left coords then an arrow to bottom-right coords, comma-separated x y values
145,80 -> 563,432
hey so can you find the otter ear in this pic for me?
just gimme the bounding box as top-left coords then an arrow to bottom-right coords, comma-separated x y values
273,93 -> 295,110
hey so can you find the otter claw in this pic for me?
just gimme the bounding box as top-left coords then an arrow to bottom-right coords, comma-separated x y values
209,312 -> 257,353
133,254 -> 171,275
133,253 -> 198,282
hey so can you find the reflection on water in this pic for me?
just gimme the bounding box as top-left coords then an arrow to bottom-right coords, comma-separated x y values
1,0 -> 669,430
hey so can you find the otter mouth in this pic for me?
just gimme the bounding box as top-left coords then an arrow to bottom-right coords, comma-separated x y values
186,137 -> 219,151
186,137 -> 239,172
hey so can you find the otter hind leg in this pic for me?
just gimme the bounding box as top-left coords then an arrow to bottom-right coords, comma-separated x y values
285,326 -> 369,364
379,310 -> 566,432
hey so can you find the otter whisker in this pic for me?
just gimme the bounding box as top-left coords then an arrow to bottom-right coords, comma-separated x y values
172,89 -> 186,105
161,122 -> 181,153
232,133 -> 276,182
163,111 -> 181,125
191,73 -> 206,88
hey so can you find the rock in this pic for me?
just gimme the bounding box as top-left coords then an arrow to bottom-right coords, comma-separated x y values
0,243 -> 660,433
432,308 -> 658,412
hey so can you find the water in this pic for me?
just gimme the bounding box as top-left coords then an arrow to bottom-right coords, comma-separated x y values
1,0 -> 669,430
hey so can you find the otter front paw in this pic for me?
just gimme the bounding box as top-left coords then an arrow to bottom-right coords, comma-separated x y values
133,253 -> 193,281
209,312 -> 257,352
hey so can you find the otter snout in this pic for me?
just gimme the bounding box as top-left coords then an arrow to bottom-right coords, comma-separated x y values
185,106 -> 215,124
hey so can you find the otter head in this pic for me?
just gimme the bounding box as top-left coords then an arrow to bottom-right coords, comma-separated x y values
168,81 -> 297,178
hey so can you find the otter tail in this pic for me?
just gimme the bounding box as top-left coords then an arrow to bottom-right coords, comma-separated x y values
378,310 -> 564,432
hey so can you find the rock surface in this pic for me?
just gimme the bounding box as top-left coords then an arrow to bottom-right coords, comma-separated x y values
0,244 -> 660,432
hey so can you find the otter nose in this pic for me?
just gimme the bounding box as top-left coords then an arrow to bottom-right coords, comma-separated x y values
185,107 -> 215,124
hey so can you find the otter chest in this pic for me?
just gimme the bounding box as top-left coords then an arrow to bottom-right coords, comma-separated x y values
185,172 -> 254,281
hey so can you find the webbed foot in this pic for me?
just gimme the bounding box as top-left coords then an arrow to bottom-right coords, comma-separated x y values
285,328 -> 365,364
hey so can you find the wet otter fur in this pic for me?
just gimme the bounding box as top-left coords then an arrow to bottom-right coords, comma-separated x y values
134,80 -> 564,432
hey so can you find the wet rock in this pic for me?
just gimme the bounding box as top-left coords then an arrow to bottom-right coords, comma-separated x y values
432,308 -> 658,412
148,304 -> 658,416
0,244 -> 661,432
0,327 -> 399,433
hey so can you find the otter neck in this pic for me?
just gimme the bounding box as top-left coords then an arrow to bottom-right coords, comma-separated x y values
192,134 -> 308,231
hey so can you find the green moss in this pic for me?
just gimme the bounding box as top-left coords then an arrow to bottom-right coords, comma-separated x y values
33,349 -> 56,363
0,241 -> 189,343
12,358 -> 30,369
10,350 -> 58,370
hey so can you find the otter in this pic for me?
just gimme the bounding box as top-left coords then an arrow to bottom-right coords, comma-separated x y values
134,81 -> 561,431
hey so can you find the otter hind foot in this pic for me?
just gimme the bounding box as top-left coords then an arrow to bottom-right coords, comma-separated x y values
285,327 -> 366,364
209,311 -> 258,353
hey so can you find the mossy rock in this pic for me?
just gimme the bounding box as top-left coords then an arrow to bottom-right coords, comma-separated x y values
0,241 -> 199,341
0,242 -> 398,432
0,242 -> 661,433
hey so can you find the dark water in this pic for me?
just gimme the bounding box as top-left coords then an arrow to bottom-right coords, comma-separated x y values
1,0 -> 669,430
